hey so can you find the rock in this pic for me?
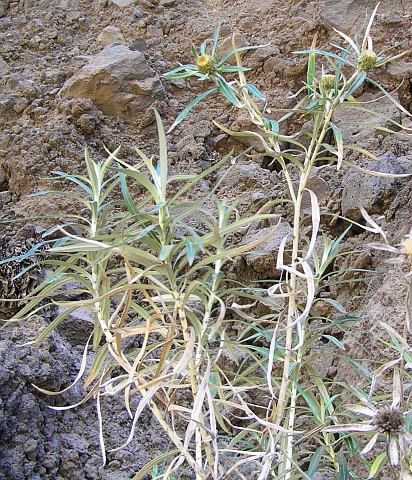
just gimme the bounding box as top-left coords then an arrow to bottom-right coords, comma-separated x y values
218,33 -> 249,65
321,0 -> 412,32
219,162 -> 277,192
333,91 -> 401,147
264,56 -> 306,78
109,0 -> 135,6
0,168 -> 7,190
130,37 -> 148,52
0,0 -> 9,17
97,26 -> 126,47
60,44 -> 163,120
176,134 -> 205,161
242,222 -> 293,276
22,0 -> 34,10
0,190 -> 10,205
76,113 -> 98,134
57,307 -> 94,346
387,61 -> 412,79
133,6 -> 144,17
341,152 -> 406,221
302,175 -> 330,213
0,56 -> 9,75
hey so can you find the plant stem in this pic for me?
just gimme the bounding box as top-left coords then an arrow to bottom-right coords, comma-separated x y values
276,106 -> 335,478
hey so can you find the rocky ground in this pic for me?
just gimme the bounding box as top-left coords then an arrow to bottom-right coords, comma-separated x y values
0,0 -> 412,478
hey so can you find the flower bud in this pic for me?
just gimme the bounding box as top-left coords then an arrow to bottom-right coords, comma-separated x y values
196,54 -> 215,74
357,50 -> 377,71
401,238 -> 412,258
319,74 -> 335,96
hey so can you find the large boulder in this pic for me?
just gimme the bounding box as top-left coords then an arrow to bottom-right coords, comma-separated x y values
341,153 -> 407,221
321,0 -> 412,31
333,91 -> 402,148
242,221 -> 293,277
60,44 -> 163,120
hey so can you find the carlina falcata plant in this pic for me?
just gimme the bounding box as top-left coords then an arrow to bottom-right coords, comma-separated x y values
164,2 -> 412,479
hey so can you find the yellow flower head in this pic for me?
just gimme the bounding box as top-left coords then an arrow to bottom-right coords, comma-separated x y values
196,54 -> 214,74
357,50 -> 377,71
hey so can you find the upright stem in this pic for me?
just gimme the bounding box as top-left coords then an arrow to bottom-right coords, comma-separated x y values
276,107 -> 335,478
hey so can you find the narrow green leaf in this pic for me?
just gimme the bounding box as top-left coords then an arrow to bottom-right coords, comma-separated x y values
322,334 -> 345,350
131,450 -> 179,480
337,452 -> 349,480
118,168 -> 159,202
191,44 -> 198,59
183,238 -> 196,266
330,123 -> 343,170
153,109 -> 168,198
216,76 -> 241,107
162,64 -> 196,77
0,241 -> 45,266
50,171 -> 93,197
320,298 -> 347,314
294,49 -> 354,67
217,44 -> 268,66
159,244 -> 174,261
218,66 -> 251,73
244,83 -> 265,100
199,39 -> 207,55
262,117 -> 279,133
342,71 -> 366,100
307,51 -> 316,96
168,87 -> 217,132
306,446 -> 324,477
84,148 -> 100,196
296,383 -> 322,422
120,174 -> 140,217
369,452 -> 386,478
367,77 -> 412,117
211,23 -> 221,57
22,307 -> 77,346
84,344 -> 108,389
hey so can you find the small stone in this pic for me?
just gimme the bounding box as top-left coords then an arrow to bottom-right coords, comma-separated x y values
0,55 -> 9,75
133,6 -> 144,17
302,176 -> 330,213
23,0 -> 34,10
0,168 -> 8,190
0,0 -> 10,17
12,96 -> 28,114
0,190 -> 11,204
130,36 -> 148,52
76,113 -> 98,134
109,0 -> 135,6
97,25 -> 126,47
